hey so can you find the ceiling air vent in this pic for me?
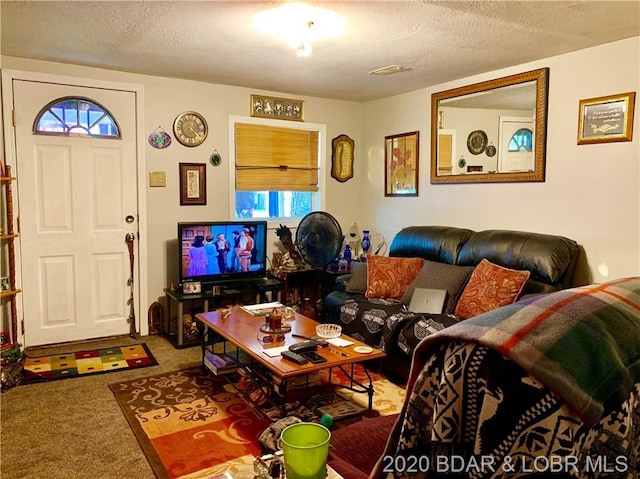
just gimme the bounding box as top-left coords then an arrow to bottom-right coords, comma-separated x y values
368,65 -> 412,76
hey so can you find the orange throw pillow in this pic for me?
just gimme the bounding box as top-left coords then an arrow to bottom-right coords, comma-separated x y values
365,255 -> 424,300
454,258 -> 530,319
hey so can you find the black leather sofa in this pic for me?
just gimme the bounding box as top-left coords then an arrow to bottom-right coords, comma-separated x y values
323,226 -> 580,382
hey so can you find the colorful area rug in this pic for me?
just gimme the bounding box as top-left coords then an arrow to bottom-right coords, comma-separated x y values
23,343 -> 157,381
320,364 -> 406,416
110,366 -> 406,479
109,367 -> 273,479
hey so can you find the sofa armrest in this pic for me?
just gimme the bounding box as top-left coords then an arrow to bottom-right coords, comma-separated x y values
334,273 -> 351,292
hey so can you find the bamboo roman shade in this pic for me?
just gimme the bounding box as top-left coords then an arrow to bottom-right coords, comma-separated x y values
235,123 -> 319,192
437,132 -> 453,174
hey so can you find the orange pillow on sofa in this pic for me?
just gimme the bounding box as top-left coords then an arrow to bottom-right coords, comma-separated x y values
365,254 -> 424,300
454,258 -> 530,319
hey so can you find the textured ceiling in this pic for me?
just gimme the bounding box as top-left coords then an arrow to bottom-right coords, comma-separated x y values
1,1 -> 639,102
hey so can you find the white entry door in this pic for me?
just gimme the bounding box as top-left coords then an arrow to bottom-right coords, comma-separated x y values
498,117 -> 534,172
12,80 -> 139,346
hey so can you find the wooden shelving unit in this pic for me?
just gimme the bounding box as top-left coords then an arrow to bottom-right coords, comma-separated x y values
1,166 -> 21,344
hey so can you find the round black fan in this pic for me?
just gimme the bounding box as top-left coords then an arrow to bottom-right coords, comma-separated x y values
295,212 -> 343,267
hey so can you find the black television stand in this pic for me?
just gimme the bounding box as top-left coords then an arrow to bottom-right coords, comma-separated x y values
163,278 -> 283,348
203,278 -> 283,296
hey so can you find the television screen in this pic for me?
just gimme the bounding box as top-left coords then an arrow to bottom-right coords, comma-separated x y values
178,221 -> 268,288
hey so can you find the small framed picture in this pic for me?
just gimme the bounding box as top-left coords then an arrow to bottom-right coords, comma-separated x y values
385,131 -> 419,197
179,162 -> 207,206
182,281 -> 202,295
577,92 -> 636,145
0,277 -> 10,292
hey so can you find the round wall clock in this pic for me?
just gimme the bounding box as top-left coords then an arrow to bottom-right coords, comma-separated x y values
173,111 -> 208,147
467,130 -> 488,155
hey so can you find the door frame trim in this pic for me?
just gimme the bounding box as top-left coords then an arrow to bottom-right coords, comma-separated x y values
1,69 -> 149,339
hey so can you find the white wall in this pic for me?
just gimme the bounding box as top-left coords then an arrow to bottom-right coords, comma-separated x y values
2,35 -> 639,315
360,37 -> 640,285
0,57 -> 363,311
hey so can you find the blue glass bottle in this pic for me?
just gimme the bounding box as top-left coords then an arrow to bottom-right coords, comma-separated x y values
361,230 -> 371,254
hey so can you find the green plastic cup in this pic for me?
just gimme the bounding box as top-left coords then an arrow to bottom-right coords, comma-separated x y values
280,422 -> 331,479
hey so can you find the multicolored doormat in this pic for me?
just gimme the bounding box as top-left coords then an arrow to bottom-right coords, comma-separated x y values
23,343 -> 158,381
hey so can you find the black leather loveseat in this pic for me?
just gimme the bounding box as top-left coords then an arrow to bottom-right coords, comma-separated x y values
322,226 -> 580,382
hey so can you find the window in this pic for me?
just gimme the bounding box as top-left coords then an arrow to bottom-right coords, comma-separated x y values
236,191 -> 312,218
229,116 -> 325,224
508,128 -> 533,152
34,96 -> 120,138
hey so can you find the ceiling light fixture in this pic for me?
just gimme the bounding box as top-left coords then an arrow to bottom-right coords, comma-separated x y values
253,3 -> 344,57
296,41 -> 312,58
295,21 -> 313,57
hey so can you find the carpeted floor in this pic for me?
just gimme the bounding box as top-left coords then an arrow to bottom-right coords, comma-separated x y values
1,335 -> 405,479
1,335 -> 202,479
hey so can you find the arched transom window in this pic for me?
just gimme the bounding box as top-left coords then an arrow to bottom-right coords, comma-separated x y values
33,96 -> 120,138
508,128 -> 533,152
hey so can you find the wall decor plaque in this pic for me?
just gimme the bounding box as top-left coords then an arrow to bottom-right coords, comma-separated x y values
331,134 -> 354,182
179,162 -> 206,206
577,92 -> 636,144
250,94 -> 304,121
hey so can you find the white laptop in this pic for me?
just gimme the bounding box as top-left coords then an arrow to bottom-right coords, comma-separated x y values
408,288 -> 447,314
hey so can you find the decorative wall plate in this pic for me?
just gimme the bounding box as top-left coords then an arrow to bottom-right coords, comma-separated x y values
486,144 -> 497,157
210,150 -> 222,167
148,127 -> 171,149
467,130 -> 488,155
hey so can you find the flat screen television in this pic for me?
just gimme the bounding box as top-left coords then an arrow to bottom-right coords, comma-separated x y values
178,220 -> 268,290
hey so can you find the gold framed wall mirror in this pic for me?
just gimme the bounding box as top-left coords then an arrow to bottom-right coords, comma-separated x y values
430,67 -> 549,184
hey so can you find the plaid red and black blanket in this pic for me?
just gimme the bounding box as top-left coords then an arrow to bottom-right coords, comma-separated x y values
409,276 -> 640,427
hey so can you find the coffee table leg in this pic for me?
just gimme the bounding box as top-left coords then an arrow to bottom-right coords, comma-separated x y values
279,378 -> 288,417
337,364 -> 375,410
200,324 -> 210,374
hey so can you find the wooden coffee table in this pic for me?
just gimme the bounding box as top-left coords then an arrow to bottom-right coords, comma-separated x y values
195,306 -> 385,410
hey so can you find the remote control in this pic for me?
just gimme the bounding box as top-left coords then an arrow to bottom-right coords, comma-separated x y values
281,350 -> 309,365
301,351 -> 327,364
